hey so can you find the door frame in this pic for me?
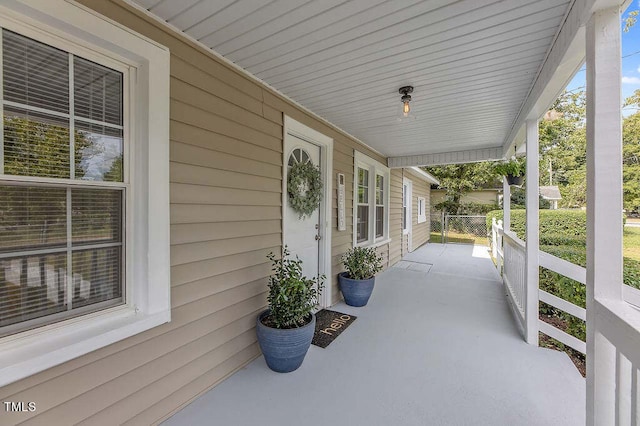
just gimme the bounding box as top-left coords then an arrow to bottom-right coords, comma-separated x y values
403,177 -> 413,252
282,116 -> 333,308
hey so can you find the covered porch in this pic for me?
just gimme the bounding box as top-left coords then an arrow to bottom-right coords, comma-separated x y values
163,243 -> 585,426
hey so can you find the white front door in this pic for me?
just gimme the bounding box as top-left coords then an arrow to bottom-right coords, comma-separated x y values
284,136 -> 321,285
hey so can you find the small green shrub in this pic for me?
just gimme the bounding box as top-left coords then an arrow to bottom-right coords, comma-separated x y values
459,202 -> 500,215
486,208 -> 640,344
486,209 -> 586,240
265,247 -> 324,329
342,246 -> 383,280
539,234 -> 586,247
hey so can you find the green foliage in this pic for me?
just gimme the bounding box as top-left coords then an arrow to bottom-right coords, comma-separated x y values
509,187 -> 551,210
287,161 -> 322,219
487,208 -> 640,342
486,209 -> 587,240
492,157 -> 526,177
538,90 -> 587,208
460,202 -> 500,215
425,162 -> 501,214
623,90 -> 640,213
625,10 -> 639,33
266,247 -> 324,329
342,246 -> 383,280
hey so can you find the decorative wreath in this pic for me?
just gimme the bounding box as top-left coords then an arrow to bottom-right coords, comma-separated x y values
288,161 -> 323,219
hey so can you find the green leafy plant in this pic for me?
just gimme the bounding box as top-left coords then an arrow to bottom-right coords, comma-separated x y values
342,246 -> 383,280
287,161 -> 323,219
493,157 -> 526,177
265,246 -> 324,329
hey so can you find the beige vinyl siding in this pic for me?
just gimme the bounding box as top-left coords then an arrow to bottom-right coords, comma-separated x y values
389,169 -> 404,266
405,169 -> 432,250
390,169 -> 431,259
0,1 -> 387,425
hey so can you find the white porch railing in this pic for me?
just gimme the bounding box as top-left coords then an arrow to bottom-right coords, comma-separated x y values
490,218 -> 586,353
502,228 -> 526,328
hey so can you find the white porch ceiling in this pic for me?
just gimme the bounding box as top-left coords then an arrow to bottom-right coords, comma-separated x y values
134,0 -> 573,159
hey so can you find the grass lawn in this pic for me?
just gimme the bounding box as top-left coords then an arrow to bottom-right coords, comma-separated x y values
625,226 -> 640,261
430,231 -> 488,246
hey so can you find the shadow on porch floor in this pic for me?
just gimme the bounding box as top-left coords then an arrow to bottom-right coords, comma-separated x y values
163,243 -> 585,426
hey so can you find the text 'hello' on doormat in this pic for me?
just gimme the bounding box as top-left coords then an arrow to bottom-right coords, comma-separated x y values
312,309 -> 357,348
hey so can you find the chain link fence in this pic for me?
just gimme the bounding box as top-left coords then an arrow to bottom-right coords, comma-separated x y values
431,213 -> 488,245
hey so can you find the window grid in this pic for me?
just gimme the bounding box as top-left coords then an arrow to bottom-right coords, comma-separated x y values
375,174 -> 384,239
403,184 -> 408,231
357,167 -> 369,243
0,27 -> 127,337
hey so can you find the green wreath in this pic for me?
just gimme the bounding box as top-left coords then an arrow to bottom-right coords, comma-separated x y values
288,161 -> 323,219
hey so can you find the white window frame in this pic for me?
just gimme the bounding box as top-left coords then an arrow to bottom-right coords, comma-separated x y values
353,151 -> 390,247
0,0 -> 170,387
417,197 -> 427,224
375,173 -> 385,239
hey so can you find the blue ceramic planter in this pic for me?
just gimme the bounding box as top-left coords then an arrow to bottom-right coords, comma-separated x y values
256,310 -> 315,373
338,272 -> 375,307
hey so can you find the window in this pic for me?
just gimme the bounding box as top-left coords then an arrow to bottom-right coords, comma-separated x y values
353,152 -> 389,246
375,175 -> 384,238
0,1 -> 169,387
0,30 -> 125,337
417,197 -> 427,224
403,184 -> 408,231
356,167 -> 369,243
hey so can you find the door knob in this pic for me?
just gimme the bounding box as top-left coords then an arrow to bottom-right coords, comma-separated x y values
315,235 -> 321,241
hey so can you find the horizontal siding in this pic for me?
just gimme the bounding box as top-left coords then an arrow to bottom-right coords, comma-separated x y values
389,169 -> 404,266
0,1 -> 395,425
406,169 -> 431,251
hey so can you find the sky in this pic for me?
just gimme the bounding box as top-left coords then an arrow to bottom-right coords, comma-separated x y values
565,2 -> 640,116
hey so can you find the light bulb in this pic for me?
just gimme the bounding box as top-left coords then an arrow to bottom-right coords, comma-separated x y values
403,101 -> 410,117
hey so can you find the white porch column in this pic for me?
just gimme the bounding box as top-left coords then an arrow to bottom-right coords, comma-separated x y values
585,6 -> 623,425
525,119 -> 539,346
503,177 -> 511,232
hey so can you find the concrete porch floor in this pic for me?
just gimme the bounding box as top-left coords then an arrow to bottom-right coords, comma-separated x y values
163,243 -> 585,426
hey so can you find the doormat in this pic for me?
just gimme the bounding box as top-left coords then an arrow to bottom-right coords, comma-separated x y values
312,310 -> 357,348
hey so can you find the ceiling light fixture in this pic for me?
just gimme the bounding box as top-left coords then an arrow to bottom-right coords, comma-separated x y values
399,86 -> 413,117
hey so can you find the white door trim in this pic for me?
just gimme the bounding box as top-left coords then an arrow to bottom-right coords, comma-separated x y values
403,177 -> 413,252
283,116 -> 333,308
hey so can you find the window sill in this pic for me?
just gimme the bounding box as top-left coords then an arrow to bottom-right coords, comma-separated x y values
357,238 -> 392,249
0,305 -> 170,387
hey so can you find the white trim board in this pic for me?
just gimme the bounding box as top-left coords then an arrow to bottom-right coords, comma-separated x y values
353,150 -> 391,248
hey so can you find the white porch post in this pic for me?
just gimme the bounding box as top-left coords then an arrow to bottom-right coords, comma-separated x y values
525,119 -> 540,345
585,6 -> 623,425
503,177 -> 511,232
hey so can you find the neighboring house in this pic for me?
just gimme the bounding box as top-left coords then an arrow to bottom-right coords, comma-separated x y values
431,188 -> 501,210
539,185 -> 563,209
0,1 -> 633,424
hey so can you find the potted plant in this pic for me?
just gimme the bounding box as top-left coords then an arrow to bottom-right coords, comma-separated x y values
256,247 -> 324,373
493,157 -> 526,186
338,246 -> 383,307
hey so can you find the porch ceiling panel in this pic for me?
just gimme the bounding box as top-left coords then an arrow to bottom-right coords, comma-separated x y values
136,0 -> 572,158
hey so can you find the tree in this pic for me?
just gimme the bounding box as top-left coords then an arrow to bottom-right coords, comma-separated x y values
623,89 -> 640,213
424,162 -> 500,214
538,90 -> 586,194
